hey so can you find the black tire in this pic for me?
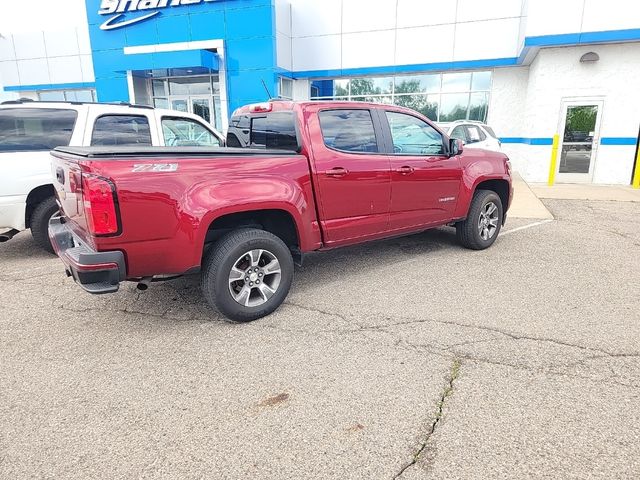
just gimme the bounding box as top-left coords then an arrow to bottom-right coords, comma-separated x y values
201,228 -> 294,322
456,190 -> 503,250
30,196 -> 59,254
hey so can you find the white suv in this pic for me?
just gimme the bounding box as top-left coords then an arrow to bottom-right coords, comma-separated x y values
0,99 -> 224,252
438,120 -> 502,153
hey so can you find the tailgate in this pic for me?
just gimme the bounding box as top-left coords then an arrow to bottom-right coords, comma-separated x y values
51,150 -> 90,237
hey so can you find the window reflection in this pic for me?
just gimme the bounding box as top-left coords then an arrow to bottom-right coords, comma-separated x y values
310,71 -> 491,122
439,93 -> 470,122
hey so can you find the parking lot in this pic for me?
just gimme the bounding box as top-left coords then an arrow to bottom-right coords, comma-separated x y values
1,198 -> 639,479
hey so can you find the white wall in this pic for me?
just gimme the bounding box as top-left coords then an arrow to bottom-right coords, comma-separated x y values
0,0 -> 91,90
524,0 -> 640,37
490,43 -> 640,184
287,0 -> 527,72
285,0 -> 640,73
0,27 -> 94,89
275,0 -> 293,71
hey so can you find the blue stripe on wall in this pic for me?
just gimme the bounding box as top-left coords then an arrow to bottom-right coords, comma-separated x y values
499,137 -> 554,145
600,137 -> 638,145
3,82 -> 96,92
525,28 -> 640,47
292,57 -> 518,79
499,137 -> 638,146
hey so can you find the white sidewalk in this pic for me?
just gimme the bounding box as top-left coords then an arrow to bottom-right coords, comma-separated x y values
508,173 -> 554,219
530,183 -> 640,202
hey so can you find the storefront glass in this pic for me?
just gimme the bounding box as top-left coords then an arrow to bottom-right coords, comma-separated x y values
150,70 -> 222,130
310,71 -> 492,122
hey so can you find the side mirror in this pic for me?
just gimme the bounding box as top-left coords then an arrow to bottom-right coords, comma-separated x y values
449,138 -> 464,156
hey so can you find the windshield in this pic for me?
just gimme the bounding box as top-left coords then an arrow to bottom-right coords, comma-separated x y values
0,108 -> 77,151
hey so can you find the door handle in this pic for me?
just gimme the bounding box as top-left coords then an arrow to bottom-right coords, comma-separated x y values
396,165 -> 415,175
325,167 -> 348,177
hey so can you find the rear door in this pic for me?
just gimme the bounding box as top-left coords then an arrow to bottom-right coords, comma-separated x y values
381,110 -> 462,229
306,107 -> 391,244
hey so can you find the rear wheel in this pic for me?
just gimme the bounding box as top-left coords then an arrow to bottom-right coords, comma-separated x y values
201,228 -> 294,322
30,196 -> 59,254
456,190 -> 503,250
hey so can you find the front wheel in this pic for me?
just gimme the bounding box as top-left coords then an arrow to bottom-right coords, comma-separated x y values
456,190 -> 503,250
30,196 -> 59,254
200,228 -> 294,322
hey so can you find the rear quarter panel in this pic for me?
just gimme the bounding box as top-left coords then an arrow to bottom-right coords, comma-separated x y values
84,154 -> 321,277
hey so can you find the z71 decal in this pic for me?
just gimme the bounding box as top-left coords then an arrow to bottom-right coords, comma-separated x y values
132,163 -> 179,173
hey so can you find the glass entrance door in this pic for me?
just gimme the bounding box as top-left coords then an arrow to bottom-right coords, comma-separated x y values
190,96 -> 213,124
556,100 -> 603,183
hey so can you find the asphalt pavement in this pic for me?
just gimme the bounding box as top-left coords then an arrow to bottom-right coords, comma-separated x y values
1,199 -> 639,479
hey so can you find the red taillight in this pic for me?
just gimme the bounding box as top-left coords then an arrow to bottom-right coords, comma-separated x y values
82,174 -> 119,236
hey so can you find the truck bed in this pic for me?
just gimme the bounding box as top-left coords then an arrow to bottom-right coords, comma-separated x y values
54,146 -> 300,158
51,145 -> 321,278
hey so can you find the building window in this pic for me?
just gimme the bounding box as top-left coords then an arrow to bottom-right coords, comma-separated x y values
310,71 -> 491,122
150,70 -> 222,130
278,77 -> 293,100
38,89 -> 96,102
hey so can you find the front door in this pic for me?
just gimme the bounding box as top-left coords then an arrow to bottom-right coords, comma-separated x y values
556,100 -> 603,183
383,110 -> 462,230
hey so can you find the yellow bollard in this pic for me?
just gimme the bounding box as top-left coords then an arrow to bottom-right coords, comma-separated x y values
633,142 -> 640,189
547,134 -> 560,186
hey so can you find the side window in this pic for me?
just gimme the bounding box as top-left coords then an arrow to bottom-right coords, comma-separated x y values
91,115 -> 152,146
162,117 -> 220,146
465,125 -> 486,143
449,125 -> 468,143
0,108 -> 77,151
318,109 -> 378,153
385,111 -> 444,155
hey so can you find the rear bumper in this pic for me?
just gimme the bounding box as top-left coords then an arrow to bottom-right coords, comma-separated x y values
48,216 -> 126,294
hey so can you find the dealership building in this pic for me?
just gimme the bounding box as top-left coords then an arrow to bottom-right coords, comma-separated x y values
1,0 -> 639,185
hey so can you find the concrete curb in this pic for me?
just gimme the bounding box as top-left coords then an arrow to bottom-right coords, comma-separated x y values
508,173 -> 554,219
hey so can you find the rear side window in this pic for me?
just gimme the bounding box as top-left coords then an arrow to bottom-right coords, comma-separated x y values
0,108 -> 77,151
318,109 -> 378,153
91,115 -> 152,146
227,112 -> 298,151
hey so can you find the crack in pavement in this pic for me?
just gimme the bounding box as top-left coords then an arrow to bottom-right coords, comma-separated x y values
283,303 -> 638,359
392,338 -> 640,390
394,358 -> 461,479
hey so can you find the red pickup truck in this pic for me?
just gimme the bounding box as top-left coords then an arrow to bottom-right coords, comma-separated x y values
49,100 -> 512,322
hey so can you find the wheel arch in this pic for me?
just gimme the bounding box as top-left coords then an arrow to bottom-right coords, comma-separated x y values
472,178 -> 510,224
25,184 -> 55,228
201,207 -> 303,264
